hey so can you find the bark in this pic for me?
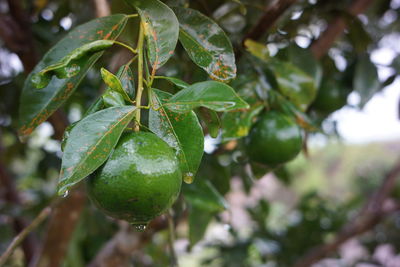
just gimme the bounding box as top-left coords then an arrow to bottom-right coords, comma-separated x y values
33,187 -> 86,267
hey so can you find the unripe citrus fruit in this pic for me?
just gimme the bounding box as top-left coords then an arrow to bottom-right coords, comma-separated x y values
87,132 -> 182,229
312,80 -> 348,114
245,111 -> 302,166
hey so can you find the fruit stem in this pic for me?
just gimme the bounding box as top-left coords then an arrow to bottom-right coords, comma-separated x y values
134,22 -> 145,132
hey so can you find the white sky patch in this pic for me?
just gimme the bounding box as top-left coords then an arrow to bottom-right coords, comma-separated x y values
331,46 -> 400,144
331,80 -> 400,143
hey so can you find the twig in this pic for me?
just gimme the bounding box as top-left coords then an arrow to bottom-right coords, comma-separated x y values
310,0 -> 375,59
293,158 -> 400,267
167,211 -> 178,267
236,0 -> 298,59
0,159 -> 37,264
0,207 -> 52,266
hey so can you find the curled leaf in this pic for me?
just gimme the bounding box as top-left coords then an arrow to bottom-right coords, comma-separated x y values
32,40 -> 114,89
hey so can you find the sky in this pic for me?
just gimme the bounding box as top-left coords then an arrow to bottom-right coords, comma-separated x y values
330,47 -> 400,144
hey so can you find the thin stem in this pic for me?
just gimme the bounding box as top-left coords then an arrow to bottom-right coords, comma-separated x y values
167,211 -> 178,267
113,41 -> 137,54
0,207 -> 52,266
127,14 -> 138,19
134,22 -> 145,132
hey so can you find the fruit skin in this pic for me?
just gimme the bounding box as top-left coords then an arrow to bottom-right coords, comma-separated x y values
245,111 -> 303,166
312,79 -> 349,114
87,132 -> 182,224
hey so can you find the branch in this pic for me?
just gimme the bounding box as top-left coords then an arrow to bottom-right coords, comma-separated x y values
88,217 -> 168,267
91,0 -> 111,18
0,161 -> 37,264
242,0 -> 297,44
310,0 -> 375,59
0,207 -> 51,266
235,0 -> 297,59
33,187 -> 86,267
293,158 -> 400,267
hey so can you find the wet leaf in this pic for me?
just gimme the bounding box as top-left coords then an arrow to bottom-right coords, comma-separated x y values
58,106 -> 136,195
149,89 -> 204,184
183,179 -> 228,212
197,108 -> 221,138
19,14 -> 128,139
154,76 -> 189,90
354,54 -> 380,108
102,90 -> 126,107
84,98 -> 105,117
126,0 -> 179,70
100,68 -> 131,102
283,43 -> 322,88
164,81 -> 249,113
270,60 -> 317,111
269,90 -> 319,132
221,79 -> 264,141
32,40 -> 114,89
115,64 -> 135,99
173,7 -> 236,82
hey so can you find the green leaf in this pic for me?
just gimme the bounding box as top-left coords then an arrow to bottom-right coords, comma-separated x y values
84,98 -> 105,117
164,81 -> 249,113
149,89 -> 204,184
189,206 -> 214,246
116,64 -> 135,99
58,106 -> 136,195
244,39 -> 269,61
221,79 -> 264,141
197,108 -> 221,138
197,154 -> 231,195
154,76 -> 189,90
353,54 -> 381,108
270,60 -> 317,111
32,40 -> 114,89
183,179 -> 228,212
125,0 -> 179,70
269,90 -> 319,132
222,106 -> 263,141
101,68 -> 131,102
284,44 -> 322,88
18,14 -> 128,139
102,90 -> 126,107
173,7 -> 236,82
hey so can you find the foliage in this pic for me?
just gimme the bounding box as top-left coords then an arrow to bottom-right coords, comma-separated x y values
1,0 -> 400,266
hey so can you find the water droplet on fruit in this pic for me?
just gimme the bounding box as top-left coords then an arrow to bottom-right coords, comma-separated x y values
62,190 -> 69,198
132,223 -> 147,232
183,172 -> 194,184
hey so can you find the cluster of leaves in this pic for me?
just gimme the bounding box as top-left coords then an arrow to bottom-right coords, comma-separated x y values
19,0 -> 248,198
3,0 -> 400,265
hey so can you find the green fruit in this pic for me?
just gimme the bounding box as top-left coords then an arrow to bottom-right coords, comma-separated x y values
312,79 -> 349,114
87,132 -> 182,229
245,111 -> 303,166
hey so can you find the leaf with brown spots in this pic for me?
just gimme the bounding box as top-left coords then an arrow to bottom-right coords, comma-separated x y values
173,7 -> 236,83
125,0 -> 179,71
164,81 -> 249,113
149,89 -> 204,184
19,14 -> 128,139
58,106 -> 136,195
